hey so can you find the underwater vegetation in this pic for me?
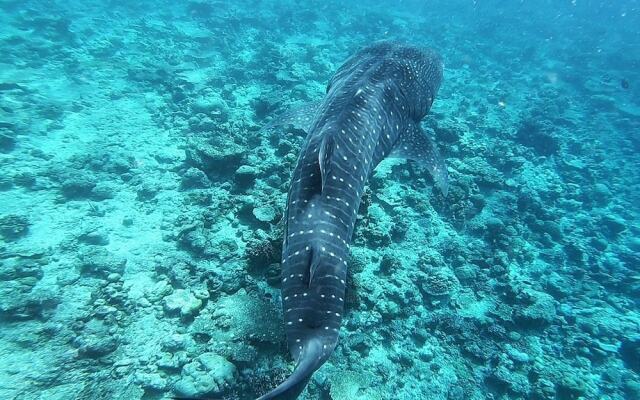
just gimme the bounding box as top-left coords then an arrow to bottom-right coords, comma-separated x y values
0,1 -> 639,400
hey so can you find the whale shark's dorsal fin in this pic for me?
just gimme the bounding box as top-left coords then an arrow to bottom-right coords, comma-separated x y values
307,245 -> 321,288
263,100 -> 322,135
318,135 -> 334,191
390,122 -> 449,196
303,197 -> 325,288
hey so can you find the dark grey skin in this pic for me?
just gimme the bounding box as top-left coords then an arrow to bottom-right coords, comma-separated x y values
258,41 -> 448,400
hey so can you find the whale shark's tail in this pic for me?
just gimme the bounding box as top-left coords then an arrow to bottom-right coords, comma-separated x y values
257,337 -> 324,400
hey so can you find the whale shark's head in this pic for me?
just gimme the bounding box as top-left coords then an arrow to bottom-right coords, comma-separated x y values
328,41 -> 444,121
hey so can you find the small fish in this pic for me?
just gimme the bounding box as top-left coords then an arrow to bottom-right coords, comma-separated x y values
621,78 -> 630,89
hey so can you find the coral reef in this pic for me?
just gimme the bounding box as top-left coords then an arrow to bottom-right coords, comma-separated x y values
0,1 -> 638,400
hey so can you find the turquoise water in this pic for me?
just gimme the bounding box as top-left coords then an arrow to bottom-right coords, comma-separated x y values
1,1 -> 639,399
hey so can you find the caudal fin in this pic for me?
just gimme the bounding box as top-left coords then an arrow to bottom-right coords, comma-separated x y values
257,338 -> 324,400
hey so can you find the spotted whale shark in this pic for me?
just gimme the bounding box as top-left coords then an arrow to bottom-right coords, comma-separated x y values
258,41 -> 448,400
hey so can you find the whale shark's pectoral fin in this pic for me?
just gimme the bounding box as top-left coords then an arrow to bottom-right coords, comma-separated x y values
390,122 -> 449,196
263,101 -> 322,135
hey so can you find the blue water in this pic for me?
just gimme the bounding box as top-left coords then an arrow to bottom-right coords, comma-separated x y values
0,1 -> 638,399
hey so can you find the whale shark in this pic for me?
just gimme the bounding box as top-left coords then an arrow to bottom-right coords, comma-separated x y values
258,41 -> 448,400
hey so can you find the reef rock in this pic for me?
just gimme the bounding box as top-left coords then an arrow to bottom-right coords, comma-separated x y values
190,289 -> 282,343
514,288 -> 557,327
419,267 -> 460,298
0,257 -> 59,320
0,214 -> 30,241
77,248 -> 126,278
0,128 -> 16,152
620,337 -> 640,374
75,318 -> 119,358
181,167 -> 211,189
329,370 -> 382,400
163,289 -> 203,318
235,165 -> 259,186
173,353 -> 237,397
252,205 -> 277,223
